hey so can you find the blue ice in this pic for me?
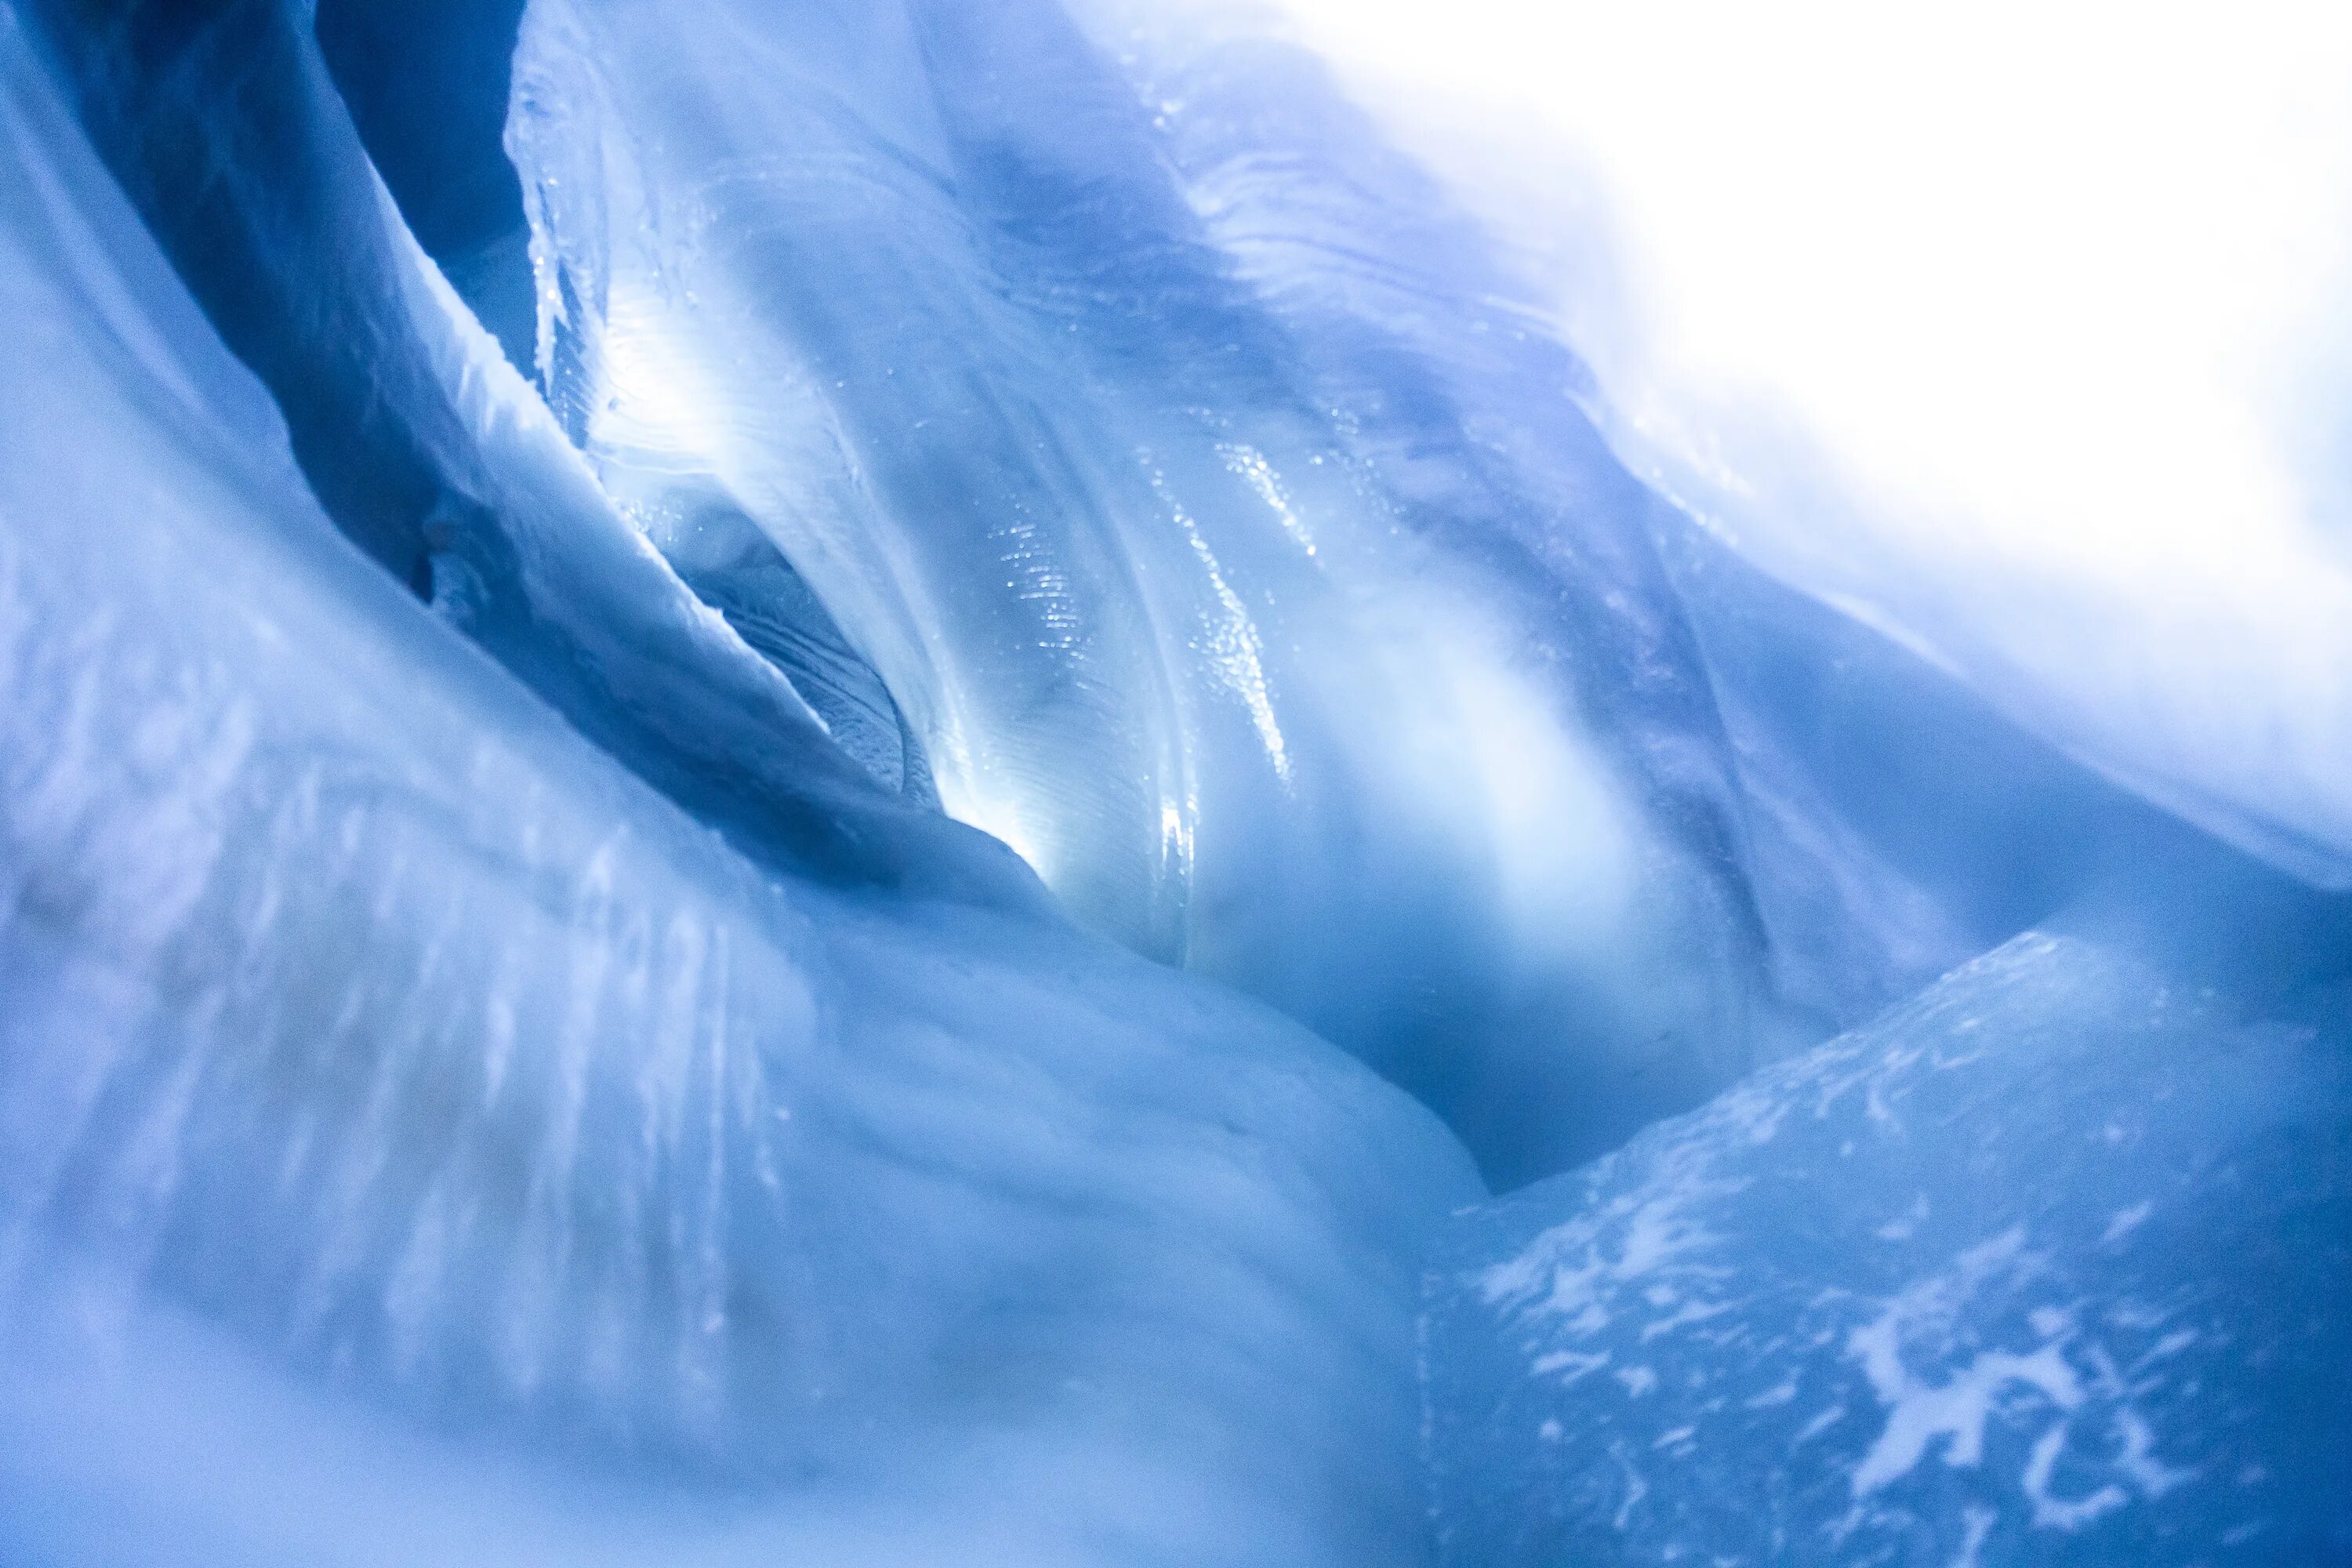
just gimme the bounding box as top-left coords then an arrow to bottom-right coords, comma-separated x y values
0,0 -> 2344,1563
1427,920 -> 2351,1565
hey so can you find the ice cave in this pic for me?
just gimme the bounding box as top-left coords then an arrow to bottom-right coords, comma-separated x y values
0,0 -> 2345,1563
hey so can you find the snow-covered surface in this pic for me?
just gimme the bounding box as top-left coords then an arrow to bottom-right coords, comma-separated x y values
1427,931 -> 2352,1565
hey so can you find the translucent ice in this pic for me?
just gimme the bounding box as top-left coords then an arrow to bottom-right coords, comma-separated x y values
503,0 -> 1801,1180
1190,0 -> 2352,888
31,0 -> 2218,1198
18,0 -> 1036,912
0,14 -> 1477,1563
5,0 -> 2349,1562
1076,15 -> 2263,1040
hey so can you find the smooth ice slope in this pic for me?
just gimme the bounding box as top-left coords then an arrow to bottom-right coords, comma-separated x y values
1426,927 -> 2352,1565
0,14 -> 1479,1563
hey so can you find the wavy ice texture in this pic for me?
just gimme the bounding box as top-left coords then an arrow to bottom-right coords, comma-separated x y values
1063,7 -> 2303,1073
1177,0 -> 2352,890
312,0 -> 538,374
0,11 -> 1482,1564
505,0 -> 2339,1188
1426,927 -> 2352,1566
7,0 -> 2352,1561
17,0 -> 1040,915
502,0 -> 1814,1182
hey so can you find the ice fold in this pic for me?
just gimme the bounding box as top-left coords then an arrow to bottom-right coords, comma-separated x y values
0,12 -> 1479,1563
15,0 -> 1038,913
506,0 -> 1806,1181
7,0 -> 2350,1561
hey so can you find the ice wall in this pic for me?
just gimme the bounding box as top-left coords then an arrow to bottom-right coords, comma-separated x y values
502,0 -> 1822,1181
17,0 -> 1040,913
1426,921 -> 2352,1564
314,0 -> 538,370
0,12 -> 1479,1563
89,0 -> 2234,1196
5,0 -> 2347,1560
1065,104 -> 2352,1568
1181,0 -> 2352,892
1075,16 -> 2260,1039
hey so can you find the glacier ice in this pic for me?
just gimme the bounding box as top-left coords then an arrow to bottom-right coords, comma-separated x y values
499,0 -> 1810,1181
1,0 -> 2348,1562
1075,14 -> 2271,1040
1426,921 -> 2352,1565
1226,0 -> 2352,890
0,13 -> 1476,1563
19,0 -> 1037,914
312,0 -> 539,374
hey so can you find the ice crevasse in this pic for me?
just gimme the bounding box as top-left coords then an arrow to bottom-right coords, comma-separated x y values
0,0 -> 2347,1564
0,9 -> 1476,1564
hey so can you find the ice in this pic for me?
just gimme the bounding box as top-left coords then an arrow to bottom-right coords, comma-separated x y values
5,0 -> 2350,1560
1178,0 -> 2352,890
1076,16 -> 2276,1035
18,0 -> 1038,913
0,13 -> 1479,1563
314,0 -> 540,373
34,0 -> 2227,1197
502,0 -> 1803,1181
1425,923 -> 2352,1565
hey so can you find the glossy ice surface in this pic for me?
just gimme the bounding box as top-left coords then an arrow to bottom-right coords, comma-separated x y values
0,16 -> 1474,1563
0,0 -> 2345,1563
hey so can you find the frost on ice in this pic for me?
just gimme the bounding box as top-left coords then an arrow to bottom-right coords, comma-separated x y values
1427,931 -> 2352,1566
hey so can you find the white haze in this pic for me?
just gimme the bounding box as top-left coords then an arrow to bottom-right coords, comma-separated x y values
1228,0 -> 2352,880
